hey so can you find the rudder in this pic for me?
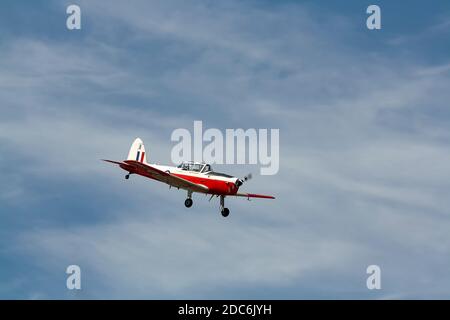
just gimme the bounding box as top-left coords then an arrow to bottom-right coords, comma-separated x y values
127,138 -> 147,163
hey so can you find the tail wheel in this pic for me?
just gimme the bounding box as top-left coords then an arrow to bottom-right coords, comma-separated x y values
184,198 -> 193,208
221,208 -> 230,217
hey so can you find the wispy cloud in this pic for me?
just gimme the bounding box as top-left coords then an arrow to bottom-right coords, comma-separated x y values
1,0 -> 450,299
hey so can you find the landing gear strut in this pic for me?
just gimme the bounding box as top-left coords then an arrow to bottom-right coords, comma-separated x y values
220,195 -> 230,217
184,191 -> 193,208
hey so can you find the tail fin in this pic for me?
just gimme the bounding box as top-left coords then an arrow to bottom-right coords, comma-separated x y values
127,138 -> 147,163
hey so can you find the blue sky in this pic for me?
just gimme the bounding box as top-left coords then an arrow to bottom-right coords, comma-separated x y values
1,0 -> 450,299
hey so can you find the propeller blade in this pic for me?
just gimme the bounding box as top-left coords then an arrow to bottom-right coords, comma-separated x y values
237,173 -> 253,186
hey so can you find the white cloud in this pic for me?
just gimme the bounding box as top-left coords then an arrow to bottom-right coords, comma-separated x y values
21,213 -> 366,298
1,0 -> 450,298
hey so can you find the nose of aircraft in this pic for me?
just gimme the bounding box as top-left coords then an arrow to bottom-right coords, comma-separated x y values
226,180 -> 240,193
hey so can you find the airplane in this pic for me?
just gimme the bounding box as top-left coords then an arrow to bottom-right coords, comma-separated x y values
103,138 -> 275,217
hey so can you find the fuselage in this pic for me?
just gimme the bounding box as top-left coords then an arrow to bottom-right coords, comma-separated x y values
121,161 -> 241,195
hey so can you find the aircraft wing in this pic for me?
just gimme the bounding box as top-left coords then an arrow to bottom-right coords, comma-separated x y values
102,159 -> 209,193
231,193 -> 275,199
103,159 -> 127,166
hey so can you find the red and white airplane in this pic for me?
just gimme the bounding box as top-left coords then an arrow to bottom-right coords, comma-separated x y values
103,138 -> 275,217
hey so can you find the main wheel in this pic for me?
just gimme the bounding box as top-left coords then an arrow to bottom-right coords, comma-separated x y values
184,198 -> 193,208
221,208 -> 230,217
125,174 -> 130,180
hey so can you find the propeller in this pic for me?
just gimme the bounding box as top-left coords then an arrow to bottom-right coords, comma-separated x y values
236,173 -> 252,187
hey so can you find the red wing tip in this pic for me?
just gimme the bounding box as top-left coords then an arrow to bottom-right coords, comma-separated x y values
246,194 -> 275,199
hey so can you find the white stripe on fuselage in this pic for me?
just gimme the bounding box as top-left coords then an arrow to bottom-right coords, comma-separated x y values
148,163 -> 237,183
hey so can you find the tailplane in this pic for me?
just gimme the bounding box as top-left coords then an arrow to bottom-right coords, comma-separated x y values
127,138 -> 147,163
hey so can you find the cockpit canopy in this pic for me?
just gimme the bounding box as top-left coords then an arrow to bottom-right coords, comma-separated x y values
177,161 -> 212,173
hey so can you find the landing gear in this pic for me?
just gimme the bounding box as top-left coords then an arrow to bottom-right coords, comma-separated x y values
221,208 -> 230,217
184,198 -> 193,208
125,173 -> 130,179
185,191 -> 193,208
219,195 -> 230,217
